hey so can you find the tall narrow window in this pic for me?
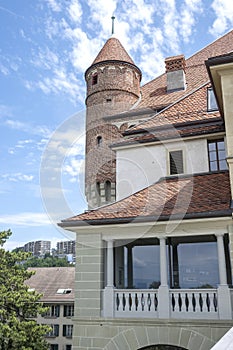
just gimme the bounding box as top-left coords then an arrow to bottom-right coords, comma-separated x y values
208,139 -> 228,171
207,87 -> 218,111
97,136 -> 102,146
92,74 -> 98,85
105,180 -> 111,202
169,150 -> 184,175
63,325 -> 73,337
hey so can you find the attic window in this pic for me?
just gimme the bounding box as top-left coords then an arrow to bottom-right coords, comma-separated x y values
56,288 -> 72,294
207,88 -> 218,111
92,74 -> 98,85
169,150 -> 184,175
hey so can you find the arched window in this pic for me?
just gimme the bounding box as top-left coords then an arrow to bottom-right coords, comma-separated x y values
105,180 -> 111,202
97,136 -> 102,146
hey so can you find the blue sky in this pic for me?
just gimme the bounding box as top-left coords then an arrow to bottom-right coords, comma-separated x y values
0,0 -> 233,250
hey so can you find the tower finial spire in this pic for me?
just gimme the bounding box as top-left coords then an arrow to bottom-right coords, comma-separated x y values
111,15 -> 115,35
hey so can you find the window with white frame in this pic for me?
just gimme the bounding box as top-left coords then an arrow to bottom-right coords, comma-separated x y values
207,87 -> 218,111
63,324 -> 73,338
44,305 -> 60,317
63,304 -> 74,317
46,324 -> 59,337
208,139 -> 228,171
169,150 -> 184,175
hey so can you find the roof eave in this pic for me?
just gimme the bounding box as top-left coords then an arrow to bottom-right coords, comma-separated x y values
59,209 -> 232,228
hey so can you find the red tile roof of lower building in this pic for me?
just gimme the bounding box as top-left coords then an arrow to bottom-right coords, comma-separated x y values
60,171 -> 231,226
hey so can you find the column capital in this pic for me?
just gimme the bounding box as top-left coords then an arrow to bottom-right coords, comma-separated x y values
215,232 -> 225,238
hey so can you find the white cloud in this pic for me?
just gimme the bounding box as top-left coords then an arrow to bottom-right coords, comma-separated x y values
68,0 -> 83,23
0,212 -> 51,227
1,173 -> 34,182
209,0 -> 233,36
5,119 -> 51,138
46,0 -> 61,12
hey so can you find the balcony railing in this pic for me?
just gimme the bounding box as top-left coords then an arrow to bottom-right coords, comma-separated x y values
102,287 -> 232,320
115,289 -> 158,318
170,289 -> 218,319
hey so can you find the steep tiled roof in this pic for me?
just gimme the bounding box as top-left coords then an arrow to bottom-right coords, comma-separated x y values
91,36 -> 136,66
60,172 -> 231,226
138,30 -> 233,109
112,84 -> 223,146
112,118 -> 224,147
26,267 -> 75,302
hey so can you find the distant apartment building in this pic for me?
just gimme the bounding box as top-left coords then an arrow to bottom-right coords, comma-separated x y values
23,240 -> 51,256
26,267 -> 75,350
56,240 -> 75,255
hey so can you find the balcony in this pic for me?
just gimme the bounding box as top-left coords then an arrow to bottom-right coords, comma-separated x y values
103,287 -> 233,320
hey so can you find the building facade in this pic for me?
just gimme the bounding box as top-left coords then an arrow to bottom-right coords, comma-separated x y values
24,240 -> 51,256
26,267 -> 75,350
59,30 -> 233,349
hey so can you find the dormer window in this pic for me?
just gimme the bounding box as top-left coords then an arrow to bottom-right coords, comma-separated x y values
56,288 -> 72,294
207,87 -> 218,111
92,74 -> 98,85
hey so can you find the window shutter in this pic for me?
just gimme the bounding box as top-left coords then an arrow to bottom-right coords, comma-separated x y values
170,150 -> 183,175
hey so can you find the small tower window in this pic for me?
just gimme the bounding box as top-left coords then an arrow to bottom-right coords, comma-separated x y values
105,180 -> 111,202
92,74 -> 98,85
97,136 -> 102,146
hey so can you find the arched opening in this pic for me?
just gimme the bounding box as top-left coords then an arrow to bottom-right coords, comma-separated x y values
96,182 -> 100,206
139,345 -> 187,350
96,136 -> 102,146
105,180 -> 111,202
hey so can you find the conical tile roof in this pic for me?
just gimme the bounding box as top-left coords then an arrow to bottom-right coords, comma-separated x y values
92,36 -> 136,66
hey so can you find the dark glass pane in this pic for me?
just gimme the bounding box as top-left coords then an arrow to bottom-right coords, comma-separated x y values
178,242 -> 219,288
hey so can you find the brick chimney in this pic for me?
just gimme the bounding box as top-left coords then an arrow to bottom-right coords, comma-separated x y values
165,54 -> 186,92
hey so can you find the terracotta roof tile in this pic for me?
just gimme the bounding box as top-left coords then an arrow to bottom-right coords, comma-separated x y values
60,172 -> 231,225
92,37 -> 136,66
113,119 -> 224,146
138,30 -> 233,110
26,267 -> 75,302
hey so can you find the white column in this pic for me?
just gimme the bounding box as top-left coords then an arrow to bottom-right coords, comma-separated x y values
106,240 -> 114,287
103,239 -> 115,317
158,237 -> 170,318
216,233 -> 232,319
160,237 -> 168,286
216,233 -> 227,285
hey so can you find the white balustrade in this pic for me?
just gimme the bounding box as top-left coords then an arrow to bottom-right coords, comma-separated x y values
101,288 -> 231,319
114,289 -> 158,318
170,289 -> 218,319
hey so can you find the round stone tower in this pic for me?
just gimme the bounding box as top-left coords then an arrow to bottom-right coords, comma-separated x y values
85,36 -> 141,209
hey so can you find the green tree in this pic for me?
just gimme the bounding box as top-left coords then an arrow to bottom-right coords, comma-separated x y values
22,255 -> 72,268
0,230 -> 50,350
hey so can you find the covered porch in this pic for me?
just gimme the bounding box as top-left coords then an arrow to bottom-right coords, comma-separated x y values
103,232 -> 233,320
